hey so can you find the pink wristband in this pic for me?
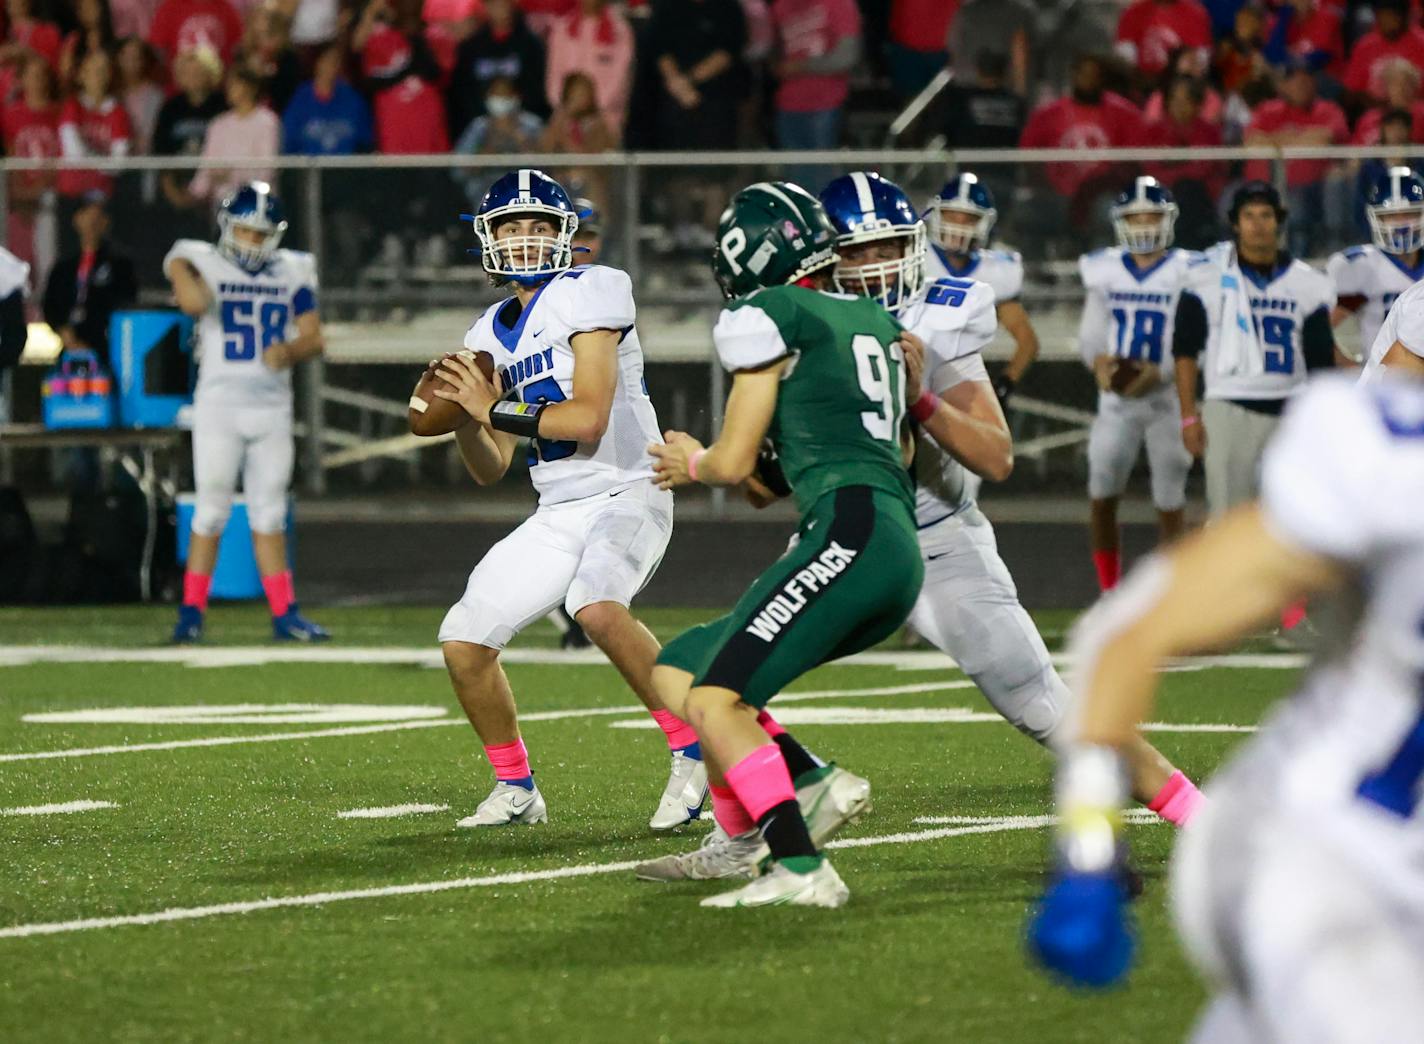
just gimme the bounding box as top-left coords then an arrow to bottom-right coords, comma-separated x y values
909,390 -> 938,424
1180,414 -> 1200,431
688,448 -> 707,482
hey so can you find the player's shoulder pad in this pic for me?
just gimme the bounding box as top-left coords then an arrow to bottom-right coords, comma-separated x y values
923,276 -> 997,317
462,298 -> 505,351
547,263 -> 635,332
986,247 -> 1022,265
1078,248 -> 1115,287
713,294 -> 792,373
1341,245 -> 1370,261
164,238 -> 217,268
0,245 -> 29,299
275,247 -> 318,279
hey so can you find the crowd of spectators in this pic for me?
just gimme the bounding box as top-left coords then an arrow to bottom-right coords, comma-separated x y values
0,0 -> 1418,281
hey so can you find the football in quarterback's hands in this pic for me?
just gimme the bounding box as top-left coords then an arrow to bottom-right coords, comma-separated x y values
408,350 -> 497,436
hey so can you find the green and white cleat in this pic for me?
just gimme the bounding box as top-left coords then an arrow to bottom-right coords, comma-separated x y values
797,765 -> 872,847
700,859 -> 849,909
635,825 -> 768,882
456,782 -> 548,827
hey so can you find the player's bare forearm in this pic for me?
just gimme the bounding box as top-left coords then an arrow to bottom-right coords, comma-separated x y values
538,329 -> 618,443
650,364 -> 782,489
1071,506 -> 1343,749
1173,356 -> 1200,418
265,313 -> 325,370
455,422 -> 517,485
1382,340 -> 1424,376
689,50 -> 731,84
166,260 -> 211,317
998,301 -> 1040,382
920,381 -> 1013,481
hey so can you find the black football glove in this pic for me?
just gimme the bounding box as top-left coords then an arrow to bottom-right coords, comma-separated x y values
993,373 -> 1016,411
754,439 -> 793,498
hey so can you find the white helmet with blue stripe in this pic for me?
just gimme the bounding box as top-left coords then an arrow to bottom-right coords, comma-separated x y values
1111,176 -> 1178,255
819,171 -> 926,314
468,168 -> 579,285
926,172 -> 997,255
1366,166 -> 1424,255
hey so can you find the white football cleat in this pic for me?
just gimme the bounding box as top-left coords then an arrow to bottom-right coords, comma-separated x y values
648,749 -> 708,830
798,765 -> 872,847
456,781 -> 548,827
635,825 -> 769,882
700,859 -> 849,909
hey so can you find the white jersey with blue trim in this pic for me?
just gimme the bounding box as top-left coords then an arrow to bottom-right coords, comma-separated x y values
925,245 -> 1023,304
164,239 -> 318,406
1077,247 -> 1199,369
1360,278 -> 1424,383
900,276 -> 998,526
464,264 -> 661,506
1327,244 -> 1424,359
1225,375 -> 1424,889
1189,242 -> 1336,401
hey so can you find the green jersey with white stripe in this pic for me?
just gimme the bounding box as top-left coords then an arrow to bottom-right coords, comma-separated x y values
713,285 -> 913,516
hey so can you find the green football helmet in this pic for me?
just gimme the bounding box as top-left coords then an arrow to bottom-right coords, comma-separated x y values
712,181 -> 840,299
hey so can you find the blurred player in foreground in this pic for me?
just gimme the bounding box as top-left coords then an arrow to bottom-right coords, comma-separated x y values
166,182 -> 329,644
646,182 -> 922,908
1030,373 -> 1424,1042
1329,167 -> 1424,362
432,169 -> 704,829
1079,177 -> 1197,592
823,170 -> 1201,822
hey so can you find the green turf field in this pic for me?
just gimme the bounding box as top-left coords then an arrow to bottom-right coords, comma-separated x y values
0,606 -> 1299,1042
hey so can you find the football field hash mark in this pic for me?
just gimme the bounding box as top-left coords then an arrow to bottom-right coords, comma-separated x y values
0,813 -> 1168,941
1,800 -> 117,816
24,704 -> 450,726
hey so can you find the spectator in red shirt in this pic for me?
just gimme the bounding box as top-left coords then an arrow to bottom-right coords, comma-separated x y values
59,0 -> 116,90
148,0 -> 244,63
1353,58 -> 1424,144
58,49 -> 131,203
1143,46 -> 1223,124
1245,60 -> 1348,254
771,0 -> 861,181
2,54 -> 60,276
1344,0 -> 1424,109
1142,75 -> 1225,246
886,0 -> 956,99
1020,54 -> 1143,207
1115,0 -> 1212,85
0,0 -> 62,103
1214,4 -> 1269,95
1265,0 -> 1343,80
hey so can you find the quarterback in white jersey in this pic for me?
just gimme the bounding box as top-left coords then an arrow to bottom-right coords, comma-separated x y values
1079,178 -> 1195,593
1360,278 -> 1424,382
1329,166 -> 1424,360
425,169 -> 700,831
1031,374 -> 1424,1041
822,171 -> 1202,812
1173,181 -> 1339,519
166,182 -> 328,645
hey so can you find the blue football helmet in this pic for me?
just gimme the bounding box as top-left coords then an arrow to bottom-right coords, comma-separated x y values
1366,166 -> 1424,255
926,172 -> 996,255
218,181 -> 287,272
469,168 -> 578,284
1111,176 -> 1178,255
819,171 -> 926,313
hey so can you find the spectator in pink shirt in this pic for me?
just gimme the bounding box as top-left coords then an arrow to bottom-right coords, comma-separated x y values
1245,59 -> 1348,255
770,0 -> 860,182
189,65 -> 278,205
543,0 -> 632,140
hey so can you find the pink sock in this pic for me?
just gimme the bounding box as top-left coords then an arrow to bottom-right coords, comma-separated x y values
1148,770 -> 1205,826
649,708 -> 699,750
484,738 -> 532,782
724,743 -> 796,821
262,571 -> 294,617
1280,600 -> 1307,630
1092,549 -> 1121,592
709,783 -> 756,836
756,710 -> 786,739
182,571 -> 211,612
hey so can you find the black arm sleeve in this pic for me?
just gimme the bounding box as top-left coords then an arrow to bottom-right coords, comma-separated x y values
1301,306 -> 1336,371
0,289 -> 27,371
1172,290 -> 1207,360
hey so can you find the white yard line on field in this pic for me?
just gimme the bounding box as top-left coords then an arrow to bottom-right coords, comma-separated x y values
0,812 -> 1168,941
0,800 -> 117,816
0,644 -> 1311,672
337,804 -> 450,819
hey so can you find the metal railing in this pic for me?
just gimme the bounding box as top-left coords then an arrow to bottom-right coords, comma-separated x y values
2,145 -> 1405,506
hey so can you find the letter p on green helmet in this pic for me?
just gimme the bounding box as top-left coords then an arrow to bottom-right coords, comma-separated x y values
712,181 -> 841,300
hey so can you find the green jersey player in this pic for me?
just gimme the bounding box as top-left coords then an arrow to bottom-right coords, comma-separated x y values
647,182 -> 924,909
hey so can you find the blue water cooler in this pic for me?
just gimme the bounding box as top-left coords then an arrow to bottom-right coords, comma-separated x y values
176,496 -> 294,600
111,311 -> 194,428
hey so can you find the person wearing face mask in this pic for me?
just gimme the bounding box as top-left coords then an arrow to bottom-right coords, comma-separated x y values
452,76 -> 544,207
